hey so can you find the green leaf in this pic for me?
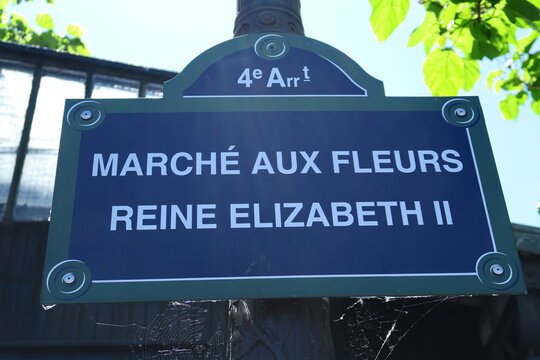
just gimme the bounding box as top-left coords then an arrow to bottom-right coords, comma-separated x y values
425,1 -> 443,17
423,31 -> 439,53
517,31 -> 538,52
499,94 -> 520,119
454,2 -> 473,19
523,69 -> 533,82
68,42 -> 90,55
436,34 -> 447,47
36,13 -> 53,30
523,51 -> 540,71
408,11 -> 438,47
486,69 -> 503,88
486,16 -> 517,46
532,99 -> 540,115
408,25 -> 427,47
29,29 -> 59,48
500,69 -> 523,91
483,10 -> 516,40
470,22 -> 491,42
0,0 -> 9,10
494,79 -> 504,92
10,12 -> 28,27
516,90 -> 529,104
515,15 -> 540,31
423,48 -> 465,96
9,13 -> 30,42
450,24 -> 474,54
505,0 -> 540,23
439,2 -> 457,28
470,40 -> 505,59
369,0 -> 410,41
66,36 -> 90,55
67,23 -> 83,37
463,58 -> 480,91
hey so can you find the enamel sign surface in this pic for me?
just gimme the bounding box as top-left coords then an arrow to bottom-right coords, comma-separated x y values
41,34 -> 526,303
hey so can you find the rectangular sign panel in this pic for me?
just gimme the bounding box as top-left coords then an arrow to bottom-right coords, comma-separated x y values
41,34 -> 525,303
76,111 -> 491,279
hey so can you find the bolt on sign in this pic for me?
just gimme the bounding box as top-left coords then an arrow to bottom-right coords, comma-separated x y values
41,34 -> 526,304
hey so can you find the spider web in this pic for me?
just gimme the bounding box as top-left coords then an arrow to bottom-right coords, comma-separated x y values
130,301 -> 227,360
332,296 -> 455,360
39,296 -> 464,360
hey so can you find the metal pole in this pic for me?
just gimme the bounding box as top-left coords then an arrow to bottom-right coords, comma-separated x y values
234,0 -> 304,37
229,1 -> 335,359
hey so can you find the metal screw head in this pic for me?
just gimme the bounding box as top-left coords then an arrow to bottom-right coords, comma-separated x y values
80,110 -> 93,121
455,108 -> 467,117
62,273 -> 76,285
490,264 -> 504,276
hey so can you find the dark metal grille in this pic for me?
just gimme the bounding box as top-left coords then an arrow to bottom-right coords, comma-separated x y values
0,40 -> 177,223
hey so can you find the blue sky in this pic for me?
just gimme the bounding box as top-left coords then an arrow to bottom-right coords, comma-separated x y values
14,0 -> 540,227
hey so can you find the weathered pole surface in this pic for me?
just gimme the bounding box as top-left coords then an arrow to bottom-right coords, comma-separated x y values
234,0 -> 304,36
229,1 -> 336,359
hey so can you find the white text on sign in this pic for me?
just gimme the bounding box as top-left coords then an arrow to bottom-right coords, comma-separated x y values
237,67 -> 311,88
109,200 -> 455,231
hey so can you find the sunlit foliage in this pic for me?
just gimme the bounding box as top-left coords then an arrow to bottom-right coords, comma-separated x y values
370,0 -> 540,119
0,0 -> 90,55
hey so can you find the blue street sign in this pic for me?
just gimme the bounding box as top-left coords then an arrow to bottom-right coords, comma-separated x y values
41,34 -> 525,303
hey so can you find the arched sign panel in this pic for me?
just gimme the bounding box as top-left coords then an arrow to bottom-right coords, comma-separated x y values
41,34 -> 525,304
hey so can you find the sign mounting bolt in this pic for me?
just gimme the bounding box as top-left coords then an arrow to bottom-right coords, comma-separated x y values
80,110 -> 93,120
62,273 -> 76,285
490,264 -> 504,276
455,108 -> 467,117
